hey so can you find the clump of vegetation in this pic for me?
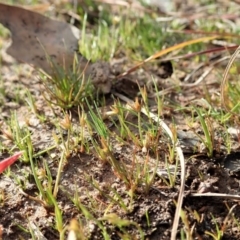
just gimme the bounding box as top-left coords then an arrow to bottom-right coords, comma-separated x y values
40,59 -> 95,109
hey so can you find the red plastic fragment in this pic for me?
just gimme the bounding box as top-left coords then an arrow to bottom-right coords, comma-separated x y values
0,151 -> 22,173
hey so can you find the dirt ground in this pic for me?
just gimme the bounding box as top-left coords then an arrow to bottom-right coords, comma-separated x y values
1,1 -> 240,240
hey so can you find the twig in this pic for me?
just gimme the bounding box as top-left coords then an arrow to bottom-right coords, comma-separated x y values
191,192 -> 240,200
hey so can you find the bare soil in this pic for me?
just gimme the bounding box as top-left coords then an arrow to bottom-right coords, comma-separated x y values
1,1 -> 240,240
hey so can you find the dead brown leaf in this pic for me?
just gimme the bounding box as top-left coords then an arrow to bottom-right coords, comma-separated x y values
0,3 -> 112,93
0,3 -> 84,74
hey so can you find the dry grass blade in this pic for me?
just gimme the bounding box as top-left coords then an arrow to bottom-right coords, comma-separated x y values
28,222 -> 48,240
220,45 -> 240,113
171,29 -> 240,38
113,92 -> 185,240
222,204 -> 237,233
171,147 -> 185,240
191,193 -> 240,200
117,36 -> 218,78
161,46 -> 238,63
